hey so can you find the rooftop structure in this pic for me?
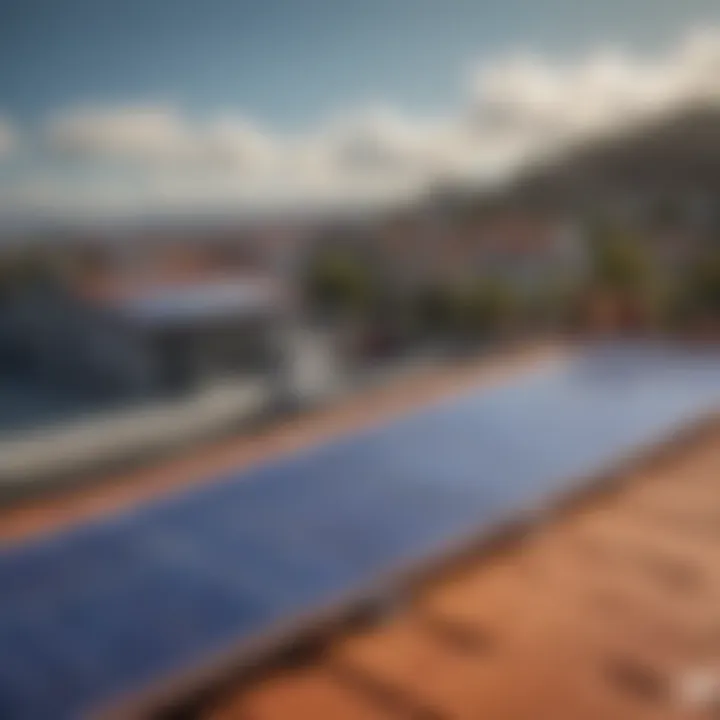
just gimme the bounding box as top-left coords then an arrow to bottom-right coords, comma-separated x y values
106,277 -> 283,330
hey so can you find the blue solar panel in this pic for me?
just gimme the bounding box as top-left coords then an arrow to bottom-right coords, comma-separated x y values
1,343 -> 719,719
115,280 -> 278,328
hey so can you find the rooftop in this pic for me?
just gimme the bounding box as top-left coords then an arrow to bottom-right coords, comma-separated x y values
203,423 -> 720,720
0,345 -> 718,720
112,277 -> 282,328
79,274 -> 284,329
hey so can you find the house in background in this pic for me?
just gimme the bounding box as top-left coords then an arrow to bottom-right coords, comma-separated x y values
470,212 -> 589,290
380,209 -> 589,292
0,273 -> 289,401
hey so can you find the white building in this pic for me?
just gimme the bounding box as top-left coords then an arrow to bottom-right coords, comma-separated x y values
0,276 -> 289,400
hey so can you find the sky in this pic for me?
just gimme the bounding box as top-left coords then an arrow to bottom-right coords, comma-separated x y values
2,0 -> 720,226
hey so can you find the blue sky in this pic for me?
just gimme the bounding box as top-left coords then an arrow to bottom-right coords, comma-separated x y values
2,0 -> 720,127
2,0 -> 720,223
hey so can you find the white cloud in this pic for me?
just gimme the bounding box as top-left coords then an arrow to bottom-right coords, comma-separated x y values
5,24 -> 720,222
469,27 -> 720,149
202,118 -> 278,169
322,108 -> 443,174
45,106 -> 279,172
47,106 -> 194,163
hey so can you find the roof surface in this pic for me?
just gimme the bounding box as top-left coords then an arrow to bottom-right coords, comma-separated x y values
3,345 -> 717,720
112,278 -> 281,328
0,345 -> 717,720
203,424 -> 720,720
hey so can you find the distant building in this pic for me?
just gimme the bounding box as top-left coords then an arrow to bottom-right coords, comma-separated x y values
0,275 -> 288,399
381,210 -> 589,291
471,213 -> 588,289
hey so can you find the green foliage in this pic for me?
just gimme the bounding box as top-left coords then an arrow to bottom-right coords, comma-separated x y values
527,278 -> 583,328
0,251 -> 44,299
414,284 -> 462,334
0,247 -> 76,297
461,279 -> 517,337
305,249 -> 375,318
652,251 -> 720,330
686,251 -> 720,318
590,229 -> 653,292
413,278 -> 520,339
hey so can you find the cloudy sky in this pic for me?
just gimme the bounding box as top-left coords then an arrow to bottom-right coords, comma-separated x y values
1,0 -> 720,225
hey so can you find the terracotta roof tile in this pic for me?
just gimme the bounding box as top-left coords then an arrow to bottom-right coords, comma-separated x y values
208,670 -> 396,720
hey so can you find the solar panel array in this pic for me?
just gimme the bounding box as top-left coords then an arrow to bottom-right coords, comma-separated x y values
1,344 -> 719,719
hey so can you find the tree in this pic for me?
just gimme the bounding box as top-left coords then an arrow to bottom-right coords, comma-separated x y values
414,283 -> 462,336
304,249 -> 375,319
684,251 -> 720,322
527,277 -> 583,331
585,225 -> 665,331
462,279 -> 518,338
590,229 -> 652,293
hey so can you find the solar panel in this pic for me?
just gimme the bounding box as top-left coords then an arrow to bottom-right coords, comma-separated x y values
115,279 -> 280,329
1,343 -> 719,719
